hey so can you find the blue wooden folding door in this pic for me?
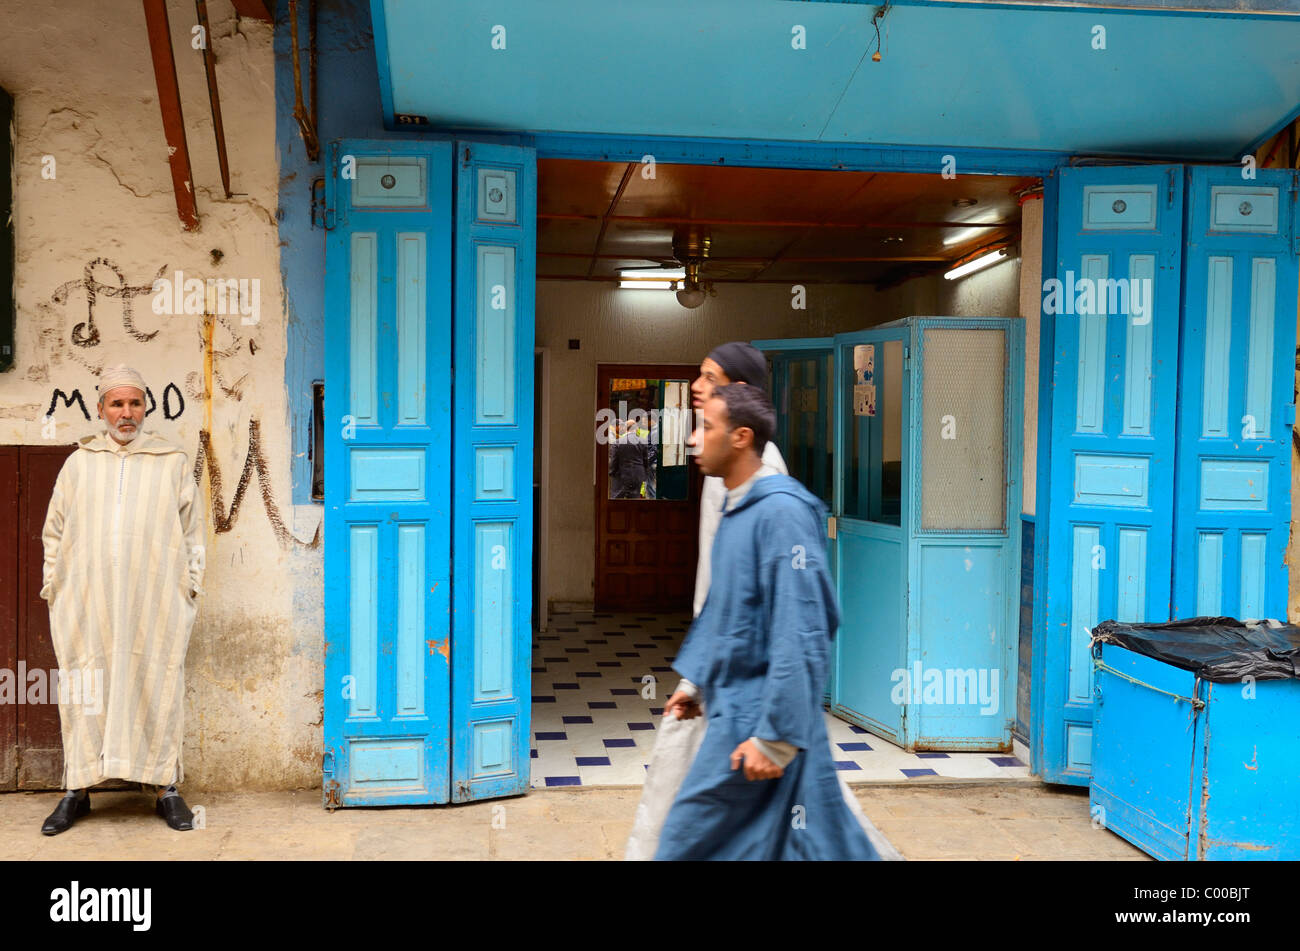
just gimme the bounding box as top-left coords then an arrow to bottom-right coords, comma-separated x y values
1036,165 -> 1297,785
323,139 -> 536,806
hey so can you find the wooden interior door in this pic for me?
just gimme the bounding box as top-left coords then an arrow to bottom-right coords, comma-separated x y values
0,447 -> 17,788
1,444 -> 76,789
594,363 -> 701,611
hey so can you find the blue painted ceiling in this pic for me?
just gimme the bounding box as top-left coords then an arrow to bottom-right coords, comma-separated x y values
373,0 -> 1300,160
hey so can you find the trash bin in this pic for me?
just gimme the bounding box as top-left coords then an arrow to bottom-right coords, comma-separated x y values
1089,617 -> 1300,861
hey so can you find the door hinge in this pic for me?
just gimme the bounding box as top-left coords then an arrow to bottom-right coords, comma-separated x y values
310,177 -> 328,230
1293,172 -> 1299,254
903,344 -> 910,368
325,143 -> 340,231
1284,403 -> 1296,428
322,749 -> 340,811
1167,168 -> 1175,208
827,515 -> 837,539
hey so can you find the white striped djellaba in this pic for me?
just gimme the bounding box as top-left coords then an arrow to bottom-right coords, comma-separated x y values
41,430 -> 205,789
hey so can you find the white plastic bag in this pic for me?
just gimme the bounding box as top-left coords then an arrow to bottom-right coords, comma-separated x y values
623,711 -> 707,860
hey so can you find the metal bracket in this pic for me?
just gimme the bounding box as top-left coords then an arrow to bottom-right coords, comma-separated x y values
324,779 -> 342,811
310,177 -> 327,230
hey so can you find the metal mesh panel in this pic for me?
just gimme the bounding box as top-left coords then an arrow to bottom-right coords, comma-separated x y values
920,328 -> 1006,531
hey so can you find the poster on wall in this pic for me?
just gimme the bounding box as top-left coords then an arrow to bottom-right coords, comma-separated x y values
853,344 -> 875,416
854,383 -> 876,417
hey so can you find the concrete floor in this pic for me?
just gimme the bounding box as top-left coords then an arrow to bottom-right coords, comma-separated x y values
1,780 -> 1149,860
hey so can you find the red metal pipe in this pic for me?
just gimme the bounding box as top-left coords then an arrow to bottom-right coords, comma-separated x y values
195,0 -> 232,198
142,0 -> 199,231
229,0 -> 272,20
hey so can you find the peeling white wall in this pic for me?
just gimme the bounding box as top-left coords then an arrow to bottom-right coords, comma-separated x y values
0,0 -> 321,790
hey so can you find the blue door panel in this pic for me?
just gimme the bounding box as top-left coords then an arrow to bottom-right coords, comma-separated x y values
834,522 -> 906,742
908,318 -> 1022,750
1040,165 -> 1185,785
450,142 -> 537,802
324,140 -> 454,806
831,327 -> 909,744
752,337 -> 835,507
913,540 -> 1008,746
1173,167 -> 1298,623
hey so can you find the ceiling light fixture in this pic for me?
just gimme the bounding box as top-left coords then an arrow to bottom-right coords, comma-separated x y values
944,247 -> 1008,281
619,269 -> 683,290
676,287 -> 707,309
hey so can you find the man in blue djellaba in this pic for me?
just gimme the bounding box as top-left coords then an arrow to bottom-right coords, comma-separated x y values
655,384 -> 879,861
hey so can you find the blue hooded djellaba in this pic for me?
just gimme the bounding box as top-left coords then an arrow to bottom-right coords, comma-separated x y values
656,474 -> 880,861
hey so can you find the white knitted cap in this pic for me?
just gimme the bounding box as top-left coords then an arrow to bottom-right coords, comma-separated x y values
97,363 -> 147,399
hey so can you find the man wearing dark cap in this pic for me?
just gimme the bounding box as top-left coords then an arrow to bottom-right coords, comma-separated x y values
689,342 -> 787,618
623,342 -> 788,859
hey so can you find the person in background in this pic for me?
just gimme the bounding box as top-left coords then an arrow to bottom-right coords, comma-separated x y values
690,342 -> 787,617
609,416 -> 657,499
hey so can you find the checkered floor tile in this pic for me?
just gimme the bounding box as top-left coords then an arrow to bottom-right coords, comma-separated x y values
530,611 -> 1032,788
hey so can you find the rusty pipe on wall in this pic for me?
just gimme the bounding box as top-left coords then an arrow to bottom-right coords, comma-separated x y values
289,0 -> 320,161
195,0 -> 232,198
142,0 -> 199,230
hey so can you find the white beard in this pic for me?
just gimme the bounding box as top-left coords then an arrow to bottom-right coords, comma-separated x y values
109,420 -> 142,444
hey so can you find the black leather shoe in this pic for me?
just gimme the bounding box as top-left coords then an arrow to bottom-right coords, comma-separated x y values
155,794 -> 194,831
41,792 -> 90,836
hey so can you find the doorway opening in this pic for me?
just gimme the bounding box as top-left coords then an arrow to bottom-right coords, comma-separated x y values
528,158 -> 1038,787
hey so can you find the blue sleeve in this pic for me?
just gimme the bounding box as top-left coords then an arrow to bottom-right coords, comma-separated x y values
751,503 -> 837,750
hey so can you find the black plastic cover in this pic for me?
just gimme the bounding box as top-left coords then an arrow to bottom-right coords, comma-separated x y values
1092,617 -> 1300,683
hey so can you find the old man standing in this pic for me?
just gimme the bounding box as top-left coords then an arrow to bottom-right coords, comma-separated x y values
39,363 -> 205,834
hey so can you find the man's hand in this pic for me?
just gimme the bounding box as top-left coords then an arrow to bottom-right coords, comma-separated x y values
730,739 -> 784,781
662,689 -> 700,721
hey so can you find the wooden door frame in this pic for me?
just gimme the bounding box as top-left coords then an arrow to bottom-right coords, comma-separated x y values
0,445 -> 17,788
593,362 -> 701,610
1,443 -> 78,789
534,346 -> 550,630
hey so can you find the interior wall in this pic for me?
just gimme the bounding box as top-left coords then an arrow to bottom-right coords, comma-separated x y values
538,257 -> 1023,607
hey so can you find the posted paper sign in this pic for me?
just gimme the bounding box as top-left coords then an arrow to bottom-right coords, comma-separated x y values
853,344 -> 874,385
853,344 -> 876,416
854,383 -> 876,417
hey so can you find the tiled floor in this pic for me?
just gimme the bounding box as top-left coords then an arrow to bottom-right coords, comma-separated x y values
530,611 -> 1033,788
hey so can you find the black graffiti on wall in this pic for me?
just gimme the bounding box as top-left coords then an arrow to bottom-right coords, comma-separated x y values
51,258 -> 167,348
46,383 -> 186,421
194,418 -> 321,550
